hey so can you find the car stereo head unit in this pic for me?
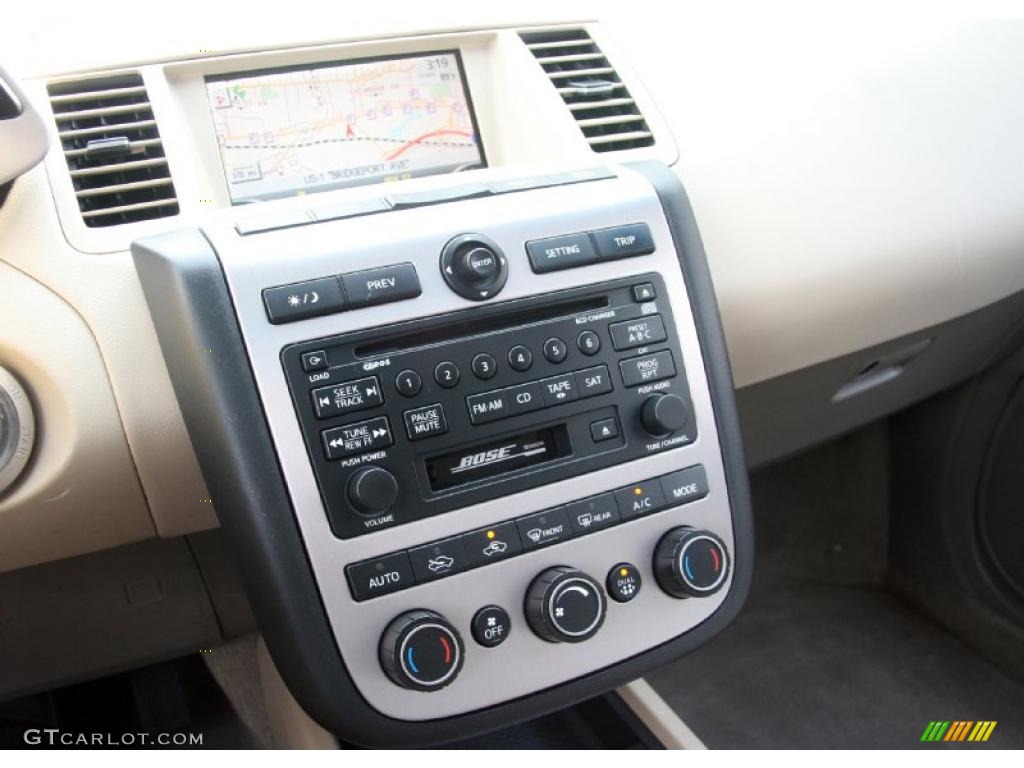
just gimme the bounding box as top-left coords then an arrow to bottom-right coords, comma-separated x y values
133,161 -> 753,746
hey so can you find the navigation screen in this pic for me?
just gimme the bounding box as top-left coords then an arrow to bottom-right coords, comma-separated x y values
205,52 -> 485,203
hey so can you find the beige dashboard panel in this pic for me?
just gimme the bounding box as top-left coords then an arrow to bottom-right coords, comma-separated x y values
0,168 -> 215,540
0,258 -> 154,573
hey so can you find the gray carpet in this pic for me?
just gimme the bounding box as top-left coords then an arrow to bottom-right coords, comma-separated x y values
648,574 -> 1024,748
647,425 -> 1024,749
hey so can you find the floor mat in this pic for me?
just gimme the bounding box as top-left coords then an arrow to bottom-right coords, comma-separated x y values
647,576 -> 1024,749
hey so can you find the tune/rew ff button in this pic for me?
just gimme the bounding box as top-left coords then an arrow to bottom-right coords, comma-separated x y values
379,610 -> 465,691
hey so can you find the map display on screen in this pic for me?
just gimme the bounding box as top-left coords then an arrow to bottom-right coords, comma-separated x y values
205,52 -> 485,203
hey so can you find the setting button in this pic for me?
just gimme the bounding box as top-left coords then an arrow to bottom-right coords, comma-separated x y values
322,416 -> 393,460
566,493 -> 620,535
591,223 -> 655,260
472,605 -> 511,648
340,263 -> 421,309
575,365 -> 613,398
577,330 -> 601,356
403,403 -> 448,441
395,369 -> 422,397
311,376 -> 383,419
538,374 -> 577,407
466,389 -> 511,425
408,536 -> 470,583
660,464 -> 709,506
345,552 -> 414,601
619,350 -> 677,388
614,479 -> 667,520
301,350 -> 328,372
609,315 -> 668,351
263,277 -> 345,324
508,345 -> 533,372
462,521 -> 523,567
607,563 -> 642,603
543,337 -> 568,363
516,507 -> 572,550
526,232 -> 598,273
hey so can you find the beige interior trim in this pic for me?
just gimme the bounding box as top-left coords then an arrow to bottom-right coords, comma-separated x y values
617,678 -> 707,750
256,637 -> 339,750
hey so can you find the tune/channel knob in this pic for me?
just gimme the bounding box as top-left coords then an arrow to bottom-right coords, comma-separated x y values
654,527 -> 730,598
525,566 -> 606,643
379,610 -> 464,691
640,393 -> 688,436
440,233 -> 509,301
347,466 -> 398,516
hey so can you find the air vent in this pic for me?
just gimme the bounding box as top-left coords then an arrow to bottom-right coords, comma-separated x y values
520,28 -> 655,153
47,74 -> 179,227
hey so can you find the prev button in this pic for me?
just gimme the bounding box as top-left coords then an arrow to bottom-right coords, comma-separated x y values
322,416 -> 393,460
341,263 -> 421,309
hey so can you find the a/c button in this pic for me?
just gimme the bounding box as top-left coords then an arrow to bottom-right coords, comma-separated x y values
614,480 -> 666,520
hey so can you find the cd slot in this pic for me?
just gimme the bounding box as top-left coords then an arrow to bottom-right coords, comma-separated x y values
353,296 -> 609,358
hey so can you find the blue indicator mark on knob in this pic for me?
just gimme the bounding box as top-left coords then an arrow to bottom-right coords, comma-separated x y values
406,646 -> 419,674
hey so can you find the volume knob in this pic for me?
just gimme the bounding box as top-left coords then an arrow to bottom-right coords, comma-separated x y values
640,393 -> 688,436
347,466 -> 398,516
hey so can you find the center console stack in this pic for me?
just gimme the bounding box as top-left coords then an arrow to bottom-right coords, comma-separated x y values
133,160 -> 753,744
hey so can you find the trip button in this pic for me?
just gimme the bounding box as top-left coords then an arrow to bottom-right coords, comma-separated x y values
525,232 -> 598,273
566,493 -> 621,535
614,479 -> 667,520
660,465 -> 709,507
538,374 -> 578,407
322,416 -> 393,460
263,277 -> 345,324
575,365 -> 613,398
516,507 -> 573,550
462,521 -> 523,567
466,389 -> 511,425
408,536 -> 470,583
345,552 -> 414,601
403,404 -> 448,441
591,223 -> 655,260
609,315 -> 668,351
505,381 -> 545,416
311,376 -> 383,419
619,350 -> 677,387
340,263 -> 421,309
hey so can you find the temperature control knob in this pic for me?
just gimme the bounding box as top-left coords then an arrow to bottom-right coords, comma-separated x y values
347,466 -> 398,516
379,610 -> 464,691
654,527 -> 730,598
525,566 -> 606,643
440,233 -> 509,301
640,393 -> 688,436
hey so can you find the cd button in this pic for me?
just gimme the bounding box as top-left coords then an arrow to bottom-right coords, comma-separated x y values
505,382 -> 544,416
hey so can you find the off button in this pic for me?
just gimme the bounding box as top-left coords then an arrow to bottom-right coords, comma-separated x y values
472,605 -> 511,648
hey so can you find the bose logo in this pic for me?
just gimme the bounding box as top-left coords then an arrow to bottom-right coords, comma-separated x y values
456,445 -> 515,470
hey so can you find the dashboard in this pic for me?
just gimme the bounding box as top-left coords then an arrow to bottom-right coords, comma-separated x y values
3,7 -> 1024,745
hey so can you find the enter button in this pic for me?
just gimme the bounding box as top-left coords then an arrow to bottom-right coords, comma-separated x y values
660,465 -> 709,507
